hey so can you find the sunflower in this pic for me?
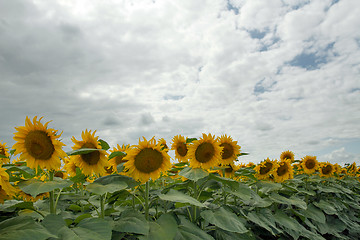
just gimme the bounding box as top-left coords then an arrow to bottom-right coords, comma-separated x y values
246,162 -> 255,168
70,130 -> 109,176
273,159 -> 293,182
0,141 -> 10,164
123,137 -> 172,183
17,190 -> 49,202
217,134 -> 241,165
109,144 -> 130,173
300,155 -> 319,174
0,165 -> 17,203
171,135 -> 189,163
158,138 -> 169,152
187,133 -> 223,169
280,150 -> 295,162
254,158 -> 278,180
220,163 -> 240,179
347,162 -> 357,177
338,167 -> 348,179
13,116 -> 67,170
319,162 -> 335,177
63,158 -> 78,177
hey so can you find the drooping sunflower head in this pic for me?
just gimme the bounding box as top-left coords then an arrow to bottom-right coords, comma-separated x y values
300,155 -> 319,174
70,129 -> 109,176
123,137 -> 172,183
0,141 -> 10,164
187,133 -> 223,170
220,163 -> 240,179
319,162 -> 335,177
217,134 -> 241,165
254,158 -> 278,180
273,159 -> 293,182
157,138 -> 169,152
13,116 -> 67,170
0,166 -> 17,203
109,144 -> 130,173
280,150 -> 295,162
171,135 -> 189,163
347,162 -> 357,176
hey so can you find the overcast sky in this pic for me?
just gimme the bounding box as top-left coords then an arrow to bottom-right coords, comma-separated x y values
1,0 -> 359,165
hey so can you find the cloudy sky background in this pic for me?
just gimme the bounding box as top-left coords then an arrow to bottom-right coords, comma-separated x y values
1,0 -> 359,165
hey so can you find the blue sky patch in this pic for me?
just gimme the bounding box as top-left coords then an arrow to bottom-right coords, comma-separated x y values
288,52 -> 328,70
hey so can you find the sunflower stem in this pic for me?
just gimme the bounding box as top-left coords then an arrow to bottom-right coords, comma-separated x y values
192,181 -> 198,223
145,181 -> 150,221
99,194 -> 105,219
49,170 -> 56,214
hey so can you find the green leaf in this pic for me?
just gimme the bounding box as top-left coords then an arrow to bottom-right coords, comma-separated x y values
18,179 -> 73,197
4,165 -> 35,177
74,213 -> 92,224
186,138 -> 197,143
94,174 -> 139,188
226,183 -> 253,202
208,174 -> 240,189
0,216 -> 56,240
298,204 -> 326,223
256,181 -> 282,195
0,200 -> 34,212
41,214 -> 67,236
113,210 -> 149,235
175,215 -> 215,240
66,148 -> 105,156
108,151 -> 126,160
313,199 -> 338,215
178,167 -> 209,182
158,189 -> 206,208
269,193 -> 307,209
86,181 -> 127,195
246,209 -> 281,235
139,213 -> 178,240
0,154 -> 8,158
200,207 -> 248,234
72,218 -> 112,240
98,139 -> 110,150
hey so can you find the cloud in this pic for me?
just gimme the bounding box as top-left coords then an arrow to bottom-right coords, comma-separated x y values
320,147 -> 360,166
1,0 -> 359,165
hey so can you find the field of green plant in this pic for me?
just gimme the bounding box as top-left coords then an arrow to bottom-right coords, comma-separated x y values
0,116 -> 359,240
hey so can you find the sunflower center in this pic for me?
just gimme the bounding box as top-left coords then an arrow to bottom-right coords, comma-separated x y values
322,165 -> 332,175
134,148 -> 163,173
283,154 -> 292,160
225,165 -> 233,173
105,166 -> 113,174
24,130 -> 55,160
54,171 -> 64,179
195,142 -> 215,163
176,143 -> 188,157
277,163 -> 288,176
0,147 -> 5,155
115,155 -> 126,165
220,143 -> 233,159
305,160 -> 315,169
260,162 -> 273,175
80,143 -> 100,165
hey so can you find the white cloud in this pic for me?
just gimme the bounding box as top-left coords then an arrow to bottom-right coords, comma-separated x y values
320,147 -> 360,166
0,0 -> 359,165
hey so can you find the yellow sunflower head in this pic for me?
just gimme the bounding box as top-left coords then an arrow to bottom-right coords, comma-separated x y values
0,166 -> 17,203
70,129 -> 109,176
319,162 -> 335,177
217,134 -> 241,165
63,157 -> 78,177
273,159 -> 293,182
123,137 -> 172,183
220,163 -> 240,179
254,158 -> 278,180
187,133 -> 223,170
0,141 -> 10,164
157,138 -> 169,152
338,167 -> 348,179
171,135 -> 189,163
280,150 -> 295,162
246,162 -> 255,168
109,144 -> 130,173
13,116 -> 67,171
300,155 -> 319,174
347,162 -> 357,176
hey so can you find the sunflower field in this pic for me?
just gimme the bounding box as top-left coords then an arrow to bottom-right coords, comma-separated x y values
1,116 -> 360,240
